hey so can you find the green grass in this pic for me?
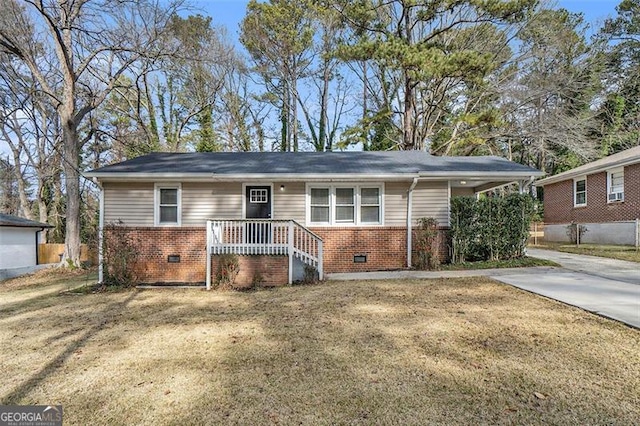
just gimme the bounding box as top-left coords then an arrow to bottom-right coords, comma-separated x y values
1,269 -> 638,425
440,256 -> 559,271
534,243 -> 640,263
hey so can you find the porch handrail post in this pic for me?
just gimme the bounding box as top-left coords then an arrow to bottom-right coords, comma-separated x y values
318,239 -> 323,280
206,220 -> 212,290
288,220 -> 294,285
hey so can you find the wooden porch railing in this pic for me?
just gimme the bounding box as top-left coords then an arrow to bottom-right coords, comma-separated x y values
205,219 -> 323,289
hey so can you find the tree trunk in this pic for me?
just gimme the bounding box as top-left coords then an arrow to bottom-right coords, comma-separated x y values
402,9 -> 415,150
61,117 -> 82,267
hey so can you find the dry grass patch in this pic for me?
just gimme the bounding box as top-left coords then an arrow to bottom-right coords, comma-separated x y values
1,276 -> 639,425
535,242 -> 640,263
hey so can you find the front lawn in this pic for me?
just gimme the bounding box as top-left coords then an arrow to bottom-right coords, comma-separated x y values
1,271 -> 639,425
534,242 -> 640,263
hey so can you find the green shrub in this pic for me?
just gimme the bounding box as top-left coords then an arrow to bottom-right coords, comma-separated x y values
450,194 -> 535,263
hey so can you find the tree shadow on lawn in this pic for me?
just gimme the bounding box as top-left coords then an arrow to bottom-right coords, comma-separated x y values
1,291 -> 139,404
164,280 -> 639,425
1,279 -> 638,424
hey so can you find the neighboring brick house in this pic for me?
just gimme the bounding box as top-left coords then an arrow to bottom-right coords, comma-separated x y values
86,151 -> 542,287
537,145 -> 640,245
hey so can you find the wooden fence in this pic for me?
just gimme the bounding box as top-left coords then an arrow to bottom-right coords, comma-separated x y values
528,222 -> 545,245
38,244 -> 98,265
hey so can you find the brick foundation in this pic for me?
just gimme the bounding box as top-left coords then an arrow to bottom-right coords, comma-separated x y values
210,255 -> 288,288
310,226 -> 449,273
544,163 -> 640,224
107,226 -> 451,284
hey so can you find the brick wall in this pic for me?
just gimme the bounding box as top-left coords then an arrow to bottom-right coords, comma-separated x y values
108,226 -> 451,284
210,255 -> 288,288
310,226 -> 449,273
544,163 -> 640,224
105,227 -> 207,284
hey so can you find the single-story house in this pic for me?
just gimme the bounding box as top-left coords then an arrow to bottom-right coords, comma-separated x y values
0,213 -> 53,281
536,145 -> 640,245
86,151 -> 542,287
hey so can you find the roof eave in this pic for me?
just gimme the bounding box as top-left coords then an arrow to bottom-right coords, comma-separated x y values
86,170 -> 542,182
536,157 -> 640,186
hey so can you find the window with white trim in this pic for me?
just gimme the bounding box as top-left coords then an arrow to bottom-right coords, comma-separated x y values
155,184 -> 181,225
307,185 -> 383,225
574,178 -> 586,207
607,168 -> 624,202
310,188 -> 330,223
360,187 -> 381,223
335,188 -> 355,223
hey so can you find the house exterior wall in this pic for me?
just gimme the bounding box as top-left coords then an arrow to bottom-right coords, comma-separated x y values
105,225 -> 450,283
210,255 -> 289,288
411,181 -> 450,226
0,227 -> 38,269
103,180 -> 450,227
273,181 -> 305,221
101,179 -> 452,282
543,163 -> 640,224
310,226 -> 449,273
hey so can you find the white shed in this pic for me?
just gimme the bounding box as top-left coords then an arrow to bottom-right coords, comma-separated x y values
0,213 -> 53,280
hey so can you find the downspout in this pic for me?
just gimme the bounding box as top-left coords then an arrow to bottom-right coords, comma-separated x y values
406,177 -> 419,268
93,177 -> 104,284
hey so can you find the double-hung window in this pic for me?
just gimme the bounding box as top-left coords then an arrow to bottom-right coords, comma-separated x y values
360,187 -> 381,223
307,185 -> 383,225
310,188 -> 330,223
574,177 -> 586,207
155,183 -> 181,225
335,188 -> 355,223
607,168 -> 624,202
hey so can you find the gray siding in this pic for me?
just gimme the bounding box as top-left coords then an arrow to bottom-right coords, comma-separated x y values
412,181 -> 449,226
182,182 -> 242,225
103,179 -> 450,227
104,182 -> 154,226
273,182 -> 305,222
384,181 -> 449,226
384,182 -> 409,225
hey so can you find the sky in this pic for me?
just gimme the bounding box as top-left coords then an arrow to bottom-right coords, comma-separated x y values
194,0 -> 622,41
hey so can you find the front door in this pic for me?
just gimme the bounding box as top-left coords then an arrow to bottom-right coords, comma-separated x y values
245,186 -> 272,244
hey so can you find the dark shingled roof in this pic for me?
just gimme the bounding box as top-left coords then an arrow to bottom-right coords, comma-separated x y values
0,213 -> 53,228
87,151 -> 542,176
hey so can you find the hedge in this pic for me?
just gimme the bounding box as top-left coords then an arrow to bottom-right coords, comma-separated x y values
450,194 -> 535,263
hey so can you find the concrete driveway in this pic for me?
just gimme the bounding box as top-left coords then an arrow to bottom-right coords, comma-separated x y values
492,248 -> 640,328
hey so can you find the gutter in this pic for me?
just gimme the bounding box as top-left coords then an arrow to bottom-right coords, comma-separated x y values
84,171 -> 543,182
406,178 -> 419,269
93,177 -> 104,284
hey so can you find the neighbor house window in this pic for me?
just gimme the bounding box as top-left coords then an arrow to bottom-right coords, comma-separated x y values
307,185 -> 383,225
607,168 -> 624,202
574,178 -> 586,207
155,184 -> 181,225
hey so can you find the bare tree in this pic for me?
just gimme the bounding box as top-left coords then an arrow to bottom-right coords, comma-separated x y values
0,0 -> 183,266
